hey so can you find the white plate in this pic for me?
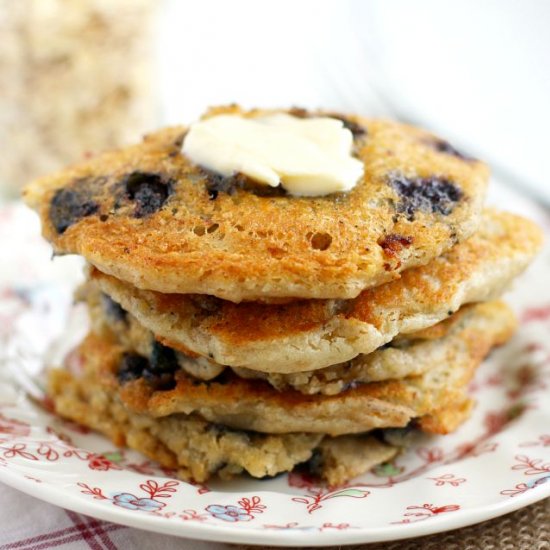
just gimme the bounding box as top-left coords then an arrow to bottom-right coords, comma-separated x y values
0,195 -> 549,547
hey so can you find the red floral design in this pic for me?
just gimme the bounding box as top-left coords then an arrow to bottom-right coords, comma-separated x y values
322,522 -> 351,530
139,479 -> 179,499
484,411 -> 510,435
2,436 -> 123,472
428,473 -> 466,487
501,483 -> 530,497
178,509 -> 209,522
393,503 -> 461,524
417,447 -> 444,464
189,480 -> 211,494
469,372 -> 505,393
37,443 -> 60,461
507,364 -> 547,400
455,440 -> 498,458
521,305 -> 550,323
501,477 -> 550,497
88,454 -> 122,471
511,455 -> 550,476
520,435 -> 550,448
77,483 -> 108,500
238,496 -> 266,515
500,454 -> 550,498
62,448 -> 93,461
0,443 -> 38,461
0,414 -> 30,438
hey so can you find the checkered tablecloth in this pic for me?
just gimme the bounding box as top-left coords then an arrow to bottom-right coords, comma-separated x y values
0,483 -> 548,549
0,482 -> 215,550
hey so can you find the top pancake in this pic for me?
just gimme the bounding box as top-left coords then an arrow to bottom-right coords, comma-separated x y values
23,106 -> 489,302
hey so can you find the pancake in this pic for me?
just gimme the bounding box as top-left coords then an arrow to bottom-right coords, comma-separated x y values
68,301 -> 514,436
49,367 -> 320,482
23,105 -> 489,302
86,274 -> 476,364
232,302 -> 515,395
49,365 -> 398,484
90,209 -> 541,373
89,289 -> 509,395
314,435 -> 400,486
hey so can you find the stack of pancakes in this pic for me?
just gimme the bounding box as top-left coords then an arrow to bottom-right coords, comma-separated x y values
23,107 -> 543,484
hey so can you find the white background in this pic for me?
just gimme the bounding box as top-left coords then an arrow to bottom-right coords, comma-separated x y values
157,0 -> 550,204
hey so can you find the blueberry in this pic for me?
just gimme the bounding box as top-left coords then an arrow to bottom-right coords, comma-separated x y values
123,172 -> 173,218
138,341 -> 179,391
428,138 -> 474,161
142,370 -> 177,391
305,449 -> 324,476
334,116 -> 367,138
49,188 -> 98,234
117,344 -> 179,391
150,341 -> 178,373
203,170 -> 234,200
289,108 -> 367,138
117,353 -> 149,383
100,293 -> 127,323
341,380 -> 360,392
381,425 -> 417,448
389,173 -> 463,220
202,169 -> 286,199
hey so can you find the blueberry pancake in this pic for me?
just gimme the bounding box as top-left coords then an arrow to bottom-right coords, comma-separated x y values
56,301 -> 514,437
87,286 -> 512,395
23,106 -> 489,302
89,209 -> 542,373
49,359 -> 400,484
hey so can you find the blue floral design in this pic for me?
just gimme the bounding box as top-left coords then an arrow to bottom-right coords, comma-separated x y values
206,504 -> 253,522
112,492 -> 164,512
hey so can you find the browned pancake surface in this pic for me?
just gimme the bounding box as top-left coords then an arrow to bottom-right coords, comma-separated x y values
73,302 -> 515,436
24,106 -> 489,302
91,210 -> 541,372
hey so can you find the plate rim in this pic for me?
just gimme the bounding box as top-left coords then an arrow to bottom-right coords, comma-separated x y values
0,466 -> 548,547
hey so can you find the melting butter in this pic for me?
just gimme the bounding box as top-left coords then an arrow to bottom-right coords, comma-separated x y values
182,113 -> 364,196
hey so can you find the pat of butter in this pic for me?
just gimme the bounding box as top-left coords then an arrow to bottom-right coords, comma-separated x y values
182,113 -> 364,196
